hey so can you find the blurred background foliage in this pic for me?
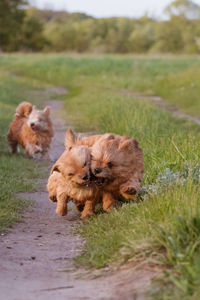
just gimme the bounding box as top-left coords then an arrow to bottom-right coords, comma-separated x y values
1,0 -> 200,54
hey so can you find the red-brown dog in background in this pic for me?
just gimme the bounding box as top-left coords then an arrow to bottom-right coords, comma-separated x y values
7,102 -> 53,159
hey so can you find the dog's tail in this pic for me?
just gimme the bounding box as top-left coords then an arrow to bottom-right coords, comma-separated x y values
15,102 -> 33,118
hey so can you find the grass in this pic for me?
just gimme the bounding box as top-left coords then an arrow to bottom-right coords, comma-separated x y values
0,53 -> 200,298
1,54 -> 200,117
0,71 -> 46,233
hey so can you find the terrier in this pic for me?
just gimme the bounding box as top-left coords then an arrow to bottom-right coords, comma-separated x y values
90,133 -> 144,211
7,102 -> 53,159
47,129 -> 101,218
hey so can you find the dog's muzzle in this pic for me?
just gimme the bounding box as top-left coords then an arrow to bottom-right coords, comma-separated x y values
30,123 -> 39,131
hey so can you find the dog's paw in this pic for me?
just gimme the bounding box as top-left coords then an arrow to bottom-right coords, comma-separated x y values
123,186 -> 137,195
75,203 -> 85,212
56,207 -> 67,216
49,195 -> 57,202
120,186 -> 138,200
80,210 -> 94,219
35,145 -> 43,153
103,204 -> 115,213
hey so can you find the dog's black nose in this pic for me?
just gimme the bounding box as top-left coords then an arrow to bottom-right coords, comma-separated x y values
94,168 -> 102,174
82,174 -> 89,181
31,122 -> 35,127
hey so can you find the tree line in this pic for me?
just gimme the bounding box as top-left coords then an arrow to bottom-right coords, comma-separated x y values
1,0 -> 200,54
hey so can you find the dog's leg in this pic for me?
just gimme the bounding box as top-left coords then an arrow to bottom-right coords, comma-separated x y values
120,180 -> 141,200
49,195 -> 57,202
56,191 -> 68,216
81,200 -> 94,218
33,145 -> 43,160
33,146 -> 50,160
7,132 -> 18,153
75,202 -> 85,213
8,140 -> 18,153
25,143 -> 37,157
25,143 -> 43,159
102,192 -> 116,212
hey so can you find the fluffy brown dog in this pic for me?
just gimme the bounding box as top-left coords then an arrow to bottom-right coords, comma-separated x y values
7,102 -> 53,159
90,133 -> 144,211
47,129 -> 101,218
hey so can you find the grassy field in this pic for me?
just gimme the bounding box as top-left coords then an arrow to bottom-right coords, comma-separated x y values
0,54 -> 200,299
1,54 -> 200,117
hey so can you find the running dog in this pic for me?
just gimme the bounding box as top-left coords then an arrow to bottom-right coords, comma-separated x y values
90,133 -> 144,211
7,102 -> 53,159
47,129 -> 101,218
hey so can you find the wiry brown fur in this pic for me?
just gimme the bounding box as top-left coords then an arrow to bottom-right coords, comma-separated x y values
47,171 -> 70,216
7,102 -> 53,159
47,129 -> 101,218
65,128 -> 101,149
90,133 -> 144,210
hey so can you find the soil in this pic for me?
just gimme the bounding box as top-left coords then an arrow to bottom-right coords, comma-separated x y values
0,88 -> 157,300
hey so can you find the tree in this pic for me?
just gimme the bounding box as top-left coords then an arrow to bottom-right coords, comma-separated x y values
165,0 -> 200,19
129,21 -> 155,53
153,19 -> 184,53
22,15 -> 48,51
0,0 -> 27,51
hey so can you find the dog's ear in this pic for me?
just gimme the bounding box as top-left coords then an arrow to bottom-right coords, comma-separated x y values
120,135 -> 130,142
119,138 -> 133,152
43,106 -> 50,116
50,164 -> 61,174
132,139 -> 139,148
65,128 -> 76,149
107,134 -> 115,140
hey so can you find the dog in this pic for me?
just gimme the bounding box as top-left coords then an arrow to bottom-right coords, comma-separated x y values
47,129 -> 101,218
90,133 -> 144,211
7,102 -> 53,159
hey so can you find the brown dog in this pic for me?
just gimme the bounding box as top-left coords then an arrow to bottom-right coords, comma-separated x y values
7,102 -> 53,159
90,133 -> 144,211
47,129 -> 101,218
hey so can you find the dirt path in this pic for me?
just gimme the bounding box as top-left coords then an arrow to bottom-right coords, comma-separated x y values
121,89 -> 200,126
0,88 -> 155,300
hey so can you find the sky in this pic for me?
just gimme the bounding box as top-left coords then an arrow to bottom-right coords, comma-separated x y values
30,0 -> 200,18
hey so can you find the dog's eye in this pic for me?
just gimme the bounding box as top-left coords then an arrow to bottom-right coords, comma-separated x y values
107,162 -> 113,168
91,155 -> 96,161
68,173 -> 74,177
83,161 -> 87,167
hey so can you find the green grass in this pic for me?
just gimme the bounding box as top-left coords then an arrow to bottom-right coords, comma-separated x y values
0,53 -> 200,298
1,54 -> 200,117
0,71 -> 46,233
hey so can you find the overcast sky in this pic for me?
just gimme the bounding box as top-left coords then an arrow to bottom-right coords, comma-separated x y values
30,0 -> 200,18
